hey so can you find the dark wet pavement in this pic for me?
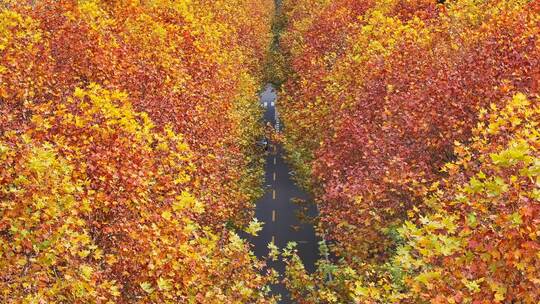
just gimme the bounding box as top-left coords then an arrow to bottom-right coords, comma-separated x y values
250,84 -> 320,303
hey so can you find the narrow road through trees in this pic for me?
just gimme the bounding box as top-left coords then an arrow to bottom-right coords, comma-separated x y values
252,84 -> 320,303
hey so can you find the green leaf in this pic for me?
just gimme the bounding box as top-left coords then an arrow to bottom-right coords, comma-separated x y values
414,271 -> 441,285
157,277 -> 172,291
509,212 -> 522,226
267,241 -> 279,261
79,264 -> 93,281
461,278 -> 484,293
140,281 -> 154,294
467,213 -> 477,228
245,218 -> 264,236
490,141 -> 529,167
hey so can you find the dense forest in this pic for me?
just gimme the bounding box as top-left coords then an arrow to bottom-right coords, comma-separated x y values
1,0 -> 539,303
0,1 -> 277,302
276,0 -> 539,303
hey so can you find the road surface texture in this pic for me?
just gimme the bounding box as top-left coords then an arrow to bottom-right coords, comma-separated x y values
253,84 -> 320,303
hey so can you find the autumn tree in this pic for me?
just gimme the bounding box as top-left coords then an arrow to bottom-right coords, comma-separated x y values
391,93 -> 540,303
1,85 -> 277,303
1,0 -> 277,302
1,0 -> 274,227
277,0 -> 539,302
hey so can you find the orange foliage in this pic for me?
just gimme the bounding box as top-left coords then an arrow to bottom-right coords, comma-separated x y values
1,0 -> 276,302
278,0 -> 539,302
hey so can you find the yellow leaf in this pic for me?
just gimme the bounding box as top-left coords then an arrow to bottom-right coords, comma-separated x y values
161,210 -> 172,220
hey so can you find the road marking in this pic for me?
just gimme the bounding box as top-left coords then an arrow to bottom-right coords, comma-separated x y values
264,102 -> 268,108
273,172 -> 276,181
272,210 -> 276,222
272,189 -> 276,200
271,236 -> 275,243
273,157 -> 276,165
271,101 -> 275,107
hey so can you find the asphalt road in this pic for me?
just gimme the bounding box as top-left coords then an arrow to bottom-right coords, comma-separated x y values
251,84 -> 320,303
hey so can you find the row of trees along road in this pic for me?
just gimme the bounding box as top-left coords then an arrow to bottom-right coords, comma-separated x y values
276,0 -> 540,303
0,1 -> 279,303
